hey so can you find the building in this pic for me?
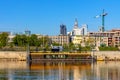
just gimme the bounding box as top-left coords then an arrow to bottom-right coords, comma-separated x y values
72,36 -> 83,45
8,34 -> 15,43
49,35 -> 70,45
88,29 -> 120,47
0,32 -> 15,43
25,30 -> 31,36
0,32 -> 11,35
71,19 -> 88,36
72,19 -> 81,36
60,24 -> 67,35
69,19 -> 88,46
81,24 -> 88,36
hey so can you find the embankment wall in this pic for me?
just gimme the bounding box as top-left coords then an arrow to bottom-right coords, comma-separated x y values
93,51 -> 120,61
0,51 -> 27,61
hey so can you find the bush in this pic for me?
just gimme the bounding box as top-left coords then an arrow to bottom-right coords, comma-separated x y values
99,46 -> 119,51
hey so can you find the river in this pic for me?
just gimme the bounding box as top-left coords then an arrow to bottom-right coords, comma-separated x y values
0,61 -> 119,80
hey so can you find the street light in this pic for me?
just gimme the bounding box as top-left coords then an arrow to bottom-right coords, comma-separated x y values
25,30 -> 31,62
42,34 -> 46,52
92,49 -> 96,62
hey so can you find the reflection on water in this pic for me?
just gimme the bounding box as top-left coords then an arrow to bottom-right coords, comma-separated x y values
0,61 -> 120,80
0,61 -> 27,70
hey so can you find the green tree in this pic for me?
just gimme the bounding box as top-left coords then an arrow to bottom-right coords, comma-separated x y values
36,38 -> 42,47
43,36 -> 51,50
52,42 -> 60,46
99,46 -> 119,51
78,44 -> 82,52
29,34 -> 38,46
0,32 -> 9,48
100,43 -> 106,47
38,36 -> 51,51
68,42 -> 75,52
85,37 -> 95,46
63,44 -> 69,52
13,34 -> 28,46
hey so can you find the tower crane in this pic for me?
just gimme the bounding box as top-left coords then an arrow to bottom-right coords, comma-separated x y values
95,9 -> 108,32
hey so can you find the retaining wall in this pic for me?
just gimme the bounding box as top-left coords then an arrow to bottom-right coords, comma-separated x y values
0,51 -> 27,61
92,51 -> 120,61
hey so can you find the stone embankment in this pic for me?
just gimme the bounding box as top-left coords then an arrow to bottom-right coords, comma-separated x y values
0,51 -> 27,61
92,51 -> 120,61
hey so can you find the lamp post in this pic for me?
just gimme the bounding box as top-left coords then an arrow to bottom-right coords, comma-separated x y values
43,35 -> 45,51
25,30 -> 31,62
92,49 -> 94,62
90,42 -> 96,62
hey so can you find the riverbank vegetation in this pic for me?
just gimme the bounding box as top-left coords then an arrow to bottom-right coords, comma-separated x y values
99,44 -> 119,51
0,33 -> 119,51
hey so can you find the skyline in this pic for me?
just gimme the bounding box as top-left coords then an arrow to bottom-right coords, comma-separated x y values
0,0 -> 120,35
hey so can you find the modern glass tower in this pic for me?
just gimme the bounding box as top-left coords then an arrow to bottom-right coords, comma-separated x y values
60,24 -> 67,35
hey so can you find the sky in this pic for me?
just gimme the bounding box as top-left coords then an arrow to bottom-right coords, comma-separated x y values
0,0 -> 120,35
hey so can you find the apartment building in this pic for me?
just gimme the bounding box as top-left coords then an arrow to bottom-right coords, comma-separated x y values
49,35 -> 70,45
88,29 -> 120,47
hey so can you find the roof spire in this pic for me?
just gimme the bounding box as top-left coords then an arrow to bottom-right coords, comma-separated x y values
74,18 -> 78,29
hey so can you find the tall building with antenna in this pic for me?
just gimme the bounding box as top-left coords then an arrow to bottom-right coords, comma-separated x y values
72,19 -> 81,36
71,19 -> 88,36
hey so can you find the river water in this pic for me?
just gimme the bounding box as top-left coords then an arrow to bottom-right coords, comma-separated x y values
0,61 -> 120,80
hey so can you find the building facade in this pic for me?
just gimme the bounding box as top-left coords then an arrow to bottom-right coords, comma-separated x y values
88,29 -> 120,47
49,35 -> 70,45
60,24 -> 67,35
71,19 -> 88,36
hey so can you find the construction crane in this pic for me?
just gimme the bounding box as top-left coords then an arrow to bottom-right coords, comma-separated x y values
95,9 -> 108,32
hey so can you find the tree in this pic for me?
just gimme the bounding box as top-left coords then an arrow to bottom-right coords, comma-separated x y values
63,44 -> 69,52
38,36 -> 51,51
0,32 -> 9,48
100,43 -> 106,47
52,42 -> 60,46
43,36 -> 51,50
99,46 -> 119,51
85,37 -> 95,46
29,34 -> 38,46
13,34 -> 52,51
69,42 -> 75,52
78,44 -> 82,52
13,34 -> 28,46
